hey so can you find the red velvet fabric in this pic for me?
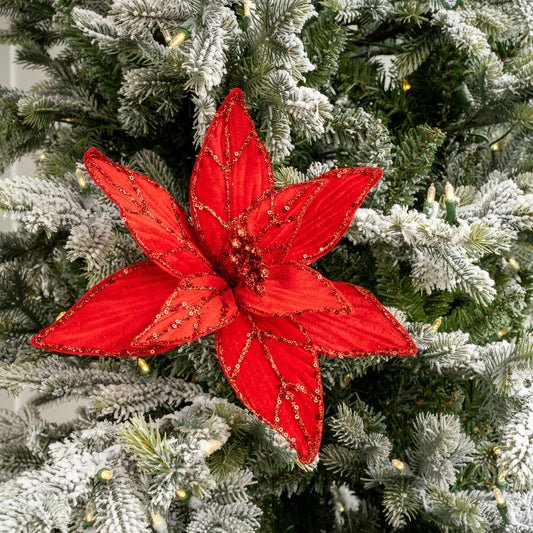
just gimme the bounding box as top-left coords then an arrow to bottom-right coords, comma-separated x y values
233,262 -> 351,317
32,88 -> 417,464
190,89 -> 275,264
32,261 -> 177,356
215,311 -> 322,463
132,273 -> 237,346
84,148 -> 213,280
244,169 -> 383,266
297,283 -> 417,357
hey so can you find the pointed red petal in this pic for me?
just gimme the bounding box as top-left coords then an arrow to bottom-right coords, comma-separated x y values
133,272 -> 237,345
285,168 -> 382,264
297,282 -> 417,357
233,263 -> 351,317
215,311 -> 323,464
190,89 -> 275,262
84,148 -> 213,279
240,180 -> 323,265
31,261 -> 179,357
242,168 -> 382,265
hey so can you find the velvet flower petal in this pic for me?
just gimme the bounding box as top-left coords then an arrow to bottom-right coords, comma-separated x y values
241,168 -> 382,266
84,148 -> 212,279
239,180 -> 324,265
132,273 -> 237,346
32,261 -> 179,356
190,89 -> 275,264
215,311 -> 323,464
296,282 -> 417,357
32,88 -> 417,465
233,263 -> 351,317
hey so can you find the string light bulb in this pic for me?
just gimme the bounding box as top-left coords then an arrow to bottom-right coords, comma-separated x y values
201,440 -> 221,455
169,29 -> 189,49
55,311 -> 66,321
508,258 -> 520,270
493,486 -> 505,506
95,468 -> 113,481
85,501 -> 94,523
497,326 -> 512,338
444,182 -> 459,225
243,0 -> 252,29
426,184 -> 436,203
159,22 -> 171,43
76,168 -> 87,188
137,357 -> 150,374
445,182 -> 455,202
159,22 -> 190,49
341,372 -> 351,388
401,79 -> 411,91
431,317 -> 442,332
493,445 -> 501,454
151,510 -> 166,528
493,485 -> 510,524
491,142 -> 499,151
496,470 -> 508,492
391,459 -> 405,470
39,153 -> 46,161
423,184 -> 436,216
175,488 -> 189,501
76,168 -> 90,194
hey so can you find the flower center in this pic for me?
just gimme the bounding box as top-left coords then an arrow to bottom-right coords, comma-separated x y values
221,225 -> 268,295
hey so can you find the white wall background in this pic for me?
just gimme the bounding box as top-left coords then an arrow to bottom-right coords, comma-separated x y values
0,18 -> 42,180
1,19 -> 87,422
0,18 -> 64,418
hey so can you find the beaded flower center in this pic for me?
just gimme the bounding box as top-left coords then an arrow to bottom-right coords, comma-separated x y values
221,225 -> 269,295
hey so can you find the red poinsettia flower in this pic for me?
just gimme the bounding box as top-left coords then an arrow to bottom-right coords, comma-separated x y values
32,89 -> 416,463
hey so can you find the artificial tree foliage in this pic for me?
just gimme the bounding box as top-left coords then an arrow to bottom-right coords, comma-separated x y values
0,1 -> 532,531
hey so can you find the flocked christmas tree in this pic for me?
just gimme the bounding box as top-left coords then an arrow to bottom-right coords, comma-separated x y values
0,0 -> 532,531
